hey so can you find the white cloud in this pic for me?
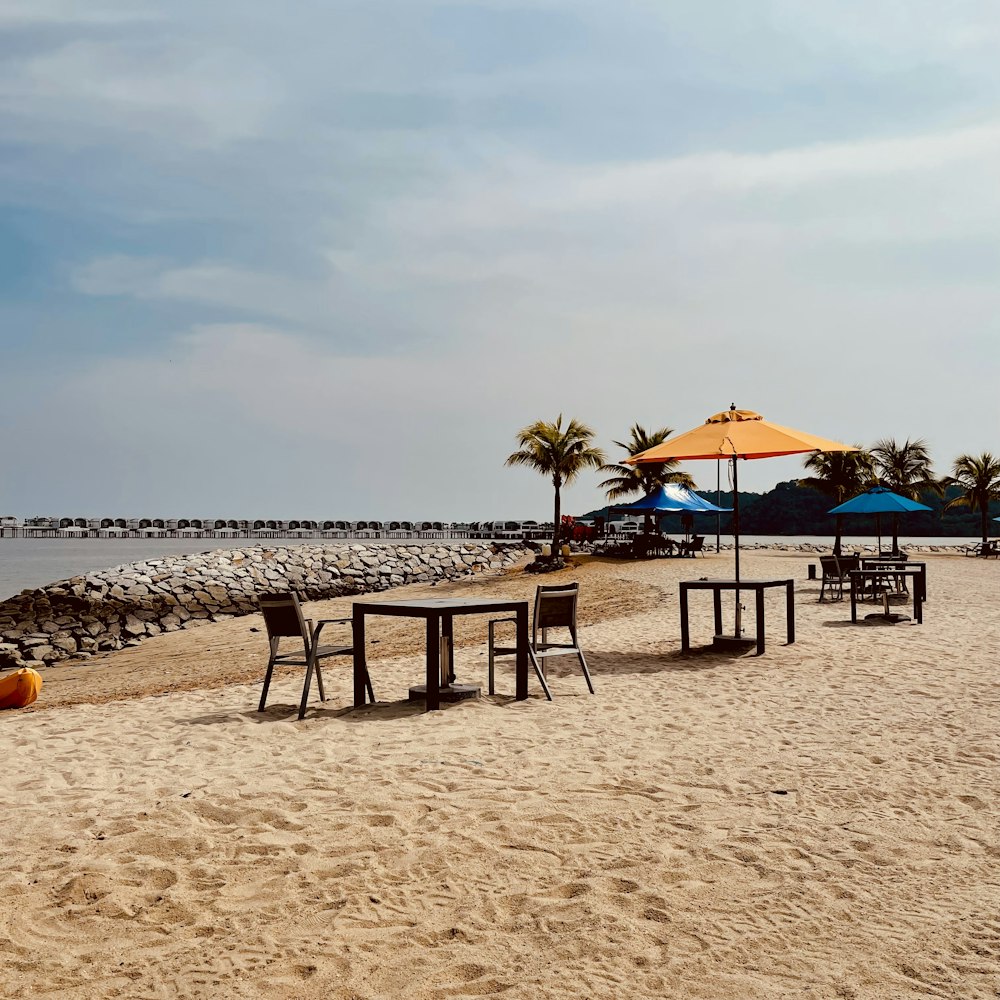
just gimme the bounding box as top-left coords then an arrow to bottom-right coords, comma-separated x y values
0,39 -> 281,147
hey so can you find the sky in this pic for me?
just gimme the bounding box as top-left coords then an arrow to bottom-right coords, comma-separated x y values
1,0 -> 999,520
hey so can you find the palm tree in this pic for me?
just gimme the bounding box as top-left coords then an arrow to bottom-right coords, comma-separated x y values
506,415 -> 606,553
799,448 -> 875,555
598,424 -> 695,500
598,424 -> 695,536
870,437 -> 943,551
943,452 -> 1000,544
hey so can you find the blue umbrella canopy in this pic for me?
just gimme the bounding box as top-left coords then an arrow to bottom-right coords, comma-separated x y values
611,483 -> 731,515
828,486 -> 931,515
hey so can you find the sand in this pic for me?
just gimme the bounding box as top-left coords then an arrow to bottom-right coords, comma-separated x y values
1,551 -> 998,999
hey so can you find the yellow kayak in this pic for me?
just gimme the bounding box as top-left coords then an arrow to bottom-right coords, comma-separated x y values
0,667 -> 43,709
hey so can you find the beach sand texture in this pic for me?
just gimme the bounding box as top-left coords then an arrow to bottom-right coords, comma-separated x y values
1,552 -> 998,999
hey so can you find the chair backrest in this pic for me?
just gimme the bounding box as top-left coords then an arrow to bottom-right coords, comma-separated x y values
837,554 -> 860,576
257,591 -> 308,639
819,555 -> 841,580
533,583 -> 579,633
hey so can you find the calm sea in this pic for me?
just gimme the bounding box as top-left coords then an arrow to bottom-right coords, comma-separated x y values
0,534 -> 974,601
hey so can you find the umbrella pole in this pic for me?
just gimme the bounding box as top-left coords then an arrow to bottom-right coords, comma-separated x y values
733,455 -> 742,636
716,459 -> 721,553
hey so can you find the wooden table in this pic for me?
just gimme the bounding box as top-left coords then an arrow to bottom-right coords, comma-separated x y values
859,558 -> 927,602
352,598 -> 530,711
849,568 -> 924,624
679,578 -> 795,656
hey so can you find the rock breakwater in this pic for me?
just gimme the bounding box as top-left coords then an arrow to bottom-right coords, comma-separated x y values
0,542 -> 525,673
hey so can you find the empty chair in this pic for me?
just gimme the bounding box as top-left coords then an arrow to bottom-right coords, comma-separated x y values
256,591 -> 373,719
818,555 -> 845,601
678,535 -> 705,557
487,583 -> 595,699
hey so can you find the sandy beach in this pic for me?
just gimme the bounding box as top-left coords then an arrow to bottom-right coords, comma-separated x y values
2,550 -> 998,999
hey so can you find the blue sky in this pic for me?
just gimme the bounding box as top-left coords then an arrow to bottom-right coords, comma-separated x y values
1,1 -> 999,519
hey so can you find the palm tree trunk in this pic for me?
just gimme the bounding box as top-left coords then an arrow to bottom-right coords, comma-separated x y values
834,513 -> 843,556
552,478 -> 561,555
981,500 -> 990,545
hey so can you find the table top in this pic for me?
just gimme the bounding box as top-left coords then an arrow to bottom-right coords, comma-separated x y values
849,566 -> 924,576
353,597 -> 529,616
680,578 -> 794,588
860,558 -> 926,566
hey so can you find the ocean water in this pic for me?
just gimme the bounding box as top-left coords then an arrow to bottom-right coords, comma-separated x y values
0,534 -> 976,601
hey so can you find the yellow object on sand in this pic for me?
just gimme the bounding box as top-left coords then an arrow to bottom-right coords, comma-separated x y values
0,667 -> 43,710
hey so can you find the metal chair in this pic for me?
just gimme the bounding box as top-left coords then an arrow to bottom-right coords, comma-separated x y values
256,591 -> 373,719
818,555 -> 845,601
487,583 -> 595,699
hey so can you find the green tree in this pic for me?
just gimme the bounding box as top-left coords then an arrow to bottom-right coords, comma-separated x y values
598,424 -> 695,500
506,415 -> 606,553
943,452 -> 1000,545
799,448 -> 874,554
870,437 -> 943,551
598,424 -> 695,536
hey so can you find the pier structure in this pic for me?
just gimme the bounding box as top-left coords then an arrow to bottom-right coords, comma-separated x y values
0,516 -> 554,542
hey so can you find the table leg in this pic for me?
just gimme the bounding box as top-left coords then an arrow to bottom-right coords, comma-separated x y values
712,589 -> 722,638
515,604 -> 529,701
353,608 -> 367,708
441,614 -> 454,686
426,615 -> 440,711
755,587 -> 765,655
914,590 -> 923,625
850,577 -> 858,623
679,585 -> 690,652
786,581 -> 795,644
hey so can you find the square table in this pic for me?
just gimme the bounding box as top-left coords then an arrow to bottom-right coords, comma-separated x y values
849,568 -> 925,624
679,578 -> 795,656
859,558 -> 927,603
352,598 -> 530,711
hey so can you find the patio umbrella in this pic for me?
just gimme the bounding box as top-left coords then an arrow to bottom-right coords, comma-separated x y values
608,483 -> 731,542
609,483 -> 732,517
827,486 -> 931,554
627,404 -> 856,642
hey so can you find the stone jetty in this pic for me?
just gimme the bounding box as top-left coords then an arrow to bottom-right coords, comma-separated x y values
0,542 -> 525,673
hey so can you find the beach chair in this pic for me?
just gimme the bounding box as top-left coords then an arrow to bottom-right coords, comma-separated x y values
678,535 -> 705,557
256,591 -> 373,719
819,554 -> 859,601
964,541 -> 999,558
487,583 -> 594,699
818,555 -> 845,601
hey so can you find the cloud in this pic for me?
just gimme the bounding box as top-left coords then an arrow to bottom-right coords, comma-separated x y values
3,0 -> 1000,518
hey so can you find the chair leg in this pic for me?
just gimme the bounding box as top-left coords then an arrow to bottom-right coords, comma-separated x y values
577,649 -> 595,694
364,666 -> 375,704
298,652 -> 317,720
530,648 -> 552,701
314,660 -> 326,702
258,640 -> 279,711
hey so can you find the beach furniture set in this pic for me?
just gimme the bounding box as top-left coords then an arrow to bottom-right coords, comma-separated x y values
256,583 -> 594,716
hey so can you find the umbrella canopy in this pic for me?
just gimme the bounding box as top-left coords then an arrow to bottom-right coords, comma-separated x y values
625,407 -> 856,462
610,483 -> 731,515
828,486 -> 932,554
828,486 -> 931,516
627,405 -> 856,641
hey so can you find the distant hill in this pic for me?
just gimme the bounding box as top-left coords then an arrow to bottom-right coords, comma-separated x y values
578,481 -> 995,537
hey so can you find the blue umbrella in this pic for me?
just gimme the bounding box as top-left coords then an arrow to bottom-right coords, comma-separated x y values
608,484 -> 731,547
828,487 -> 931,552
611,483 -> 731,515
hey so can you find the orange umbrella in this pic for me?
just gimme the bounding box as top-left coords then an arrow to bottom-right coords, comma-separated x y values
627,405 -> 856,639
